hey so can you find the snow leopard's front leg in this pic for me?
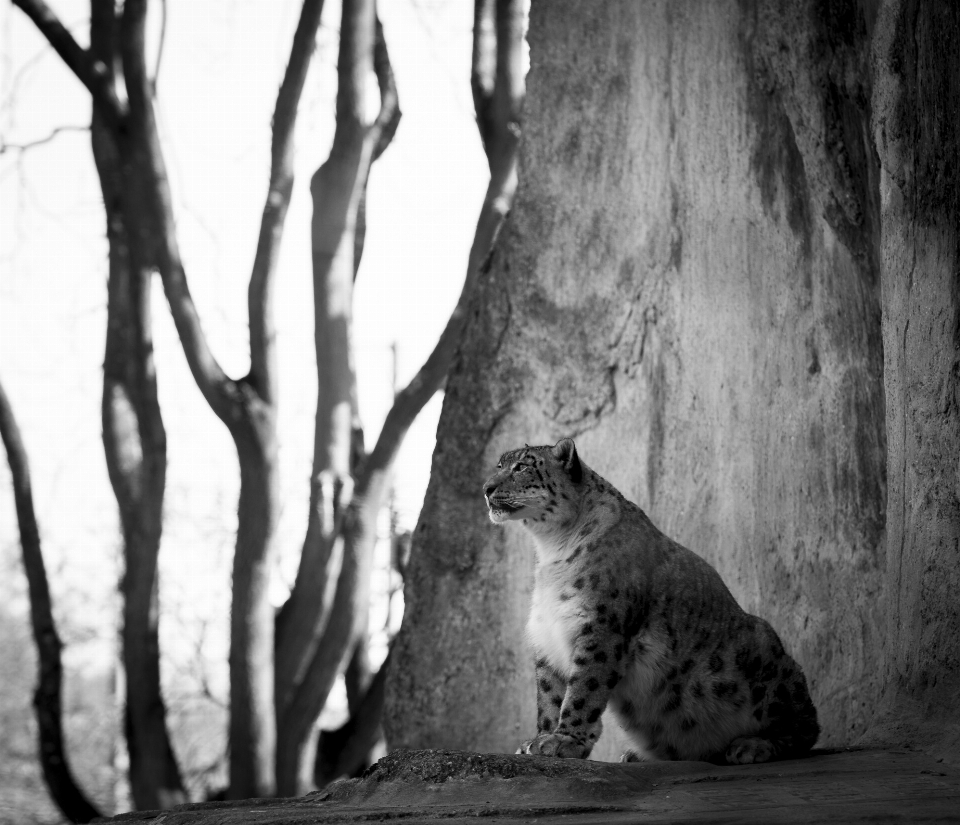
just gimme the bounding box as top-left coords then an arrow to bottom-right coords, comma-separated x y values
516,658 -> 564,754
518,615 -> 624,759
534,658 -> 565,735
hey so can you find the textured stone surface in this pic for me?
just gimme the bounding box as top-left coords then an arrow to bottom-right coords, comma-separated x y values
862,0 -> 960,757
386,0 -> 887,759
104,748 -> 960,823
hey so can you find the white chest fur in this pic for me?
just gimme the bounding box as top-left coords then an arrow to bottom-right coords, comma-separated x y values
526,561 -> 585,678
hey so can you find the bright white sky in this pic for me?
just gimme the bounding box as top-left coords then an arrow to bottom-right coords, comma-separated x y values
0,0 -> 488,717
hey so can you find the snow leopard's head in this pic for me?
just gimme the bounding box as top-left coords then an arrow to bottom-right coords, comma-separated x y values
482,438 -> 583,525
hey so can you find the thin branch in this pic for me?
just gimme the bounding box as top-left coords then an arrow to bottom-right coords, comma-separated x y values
0,124 -> 89,154
352,13 -> 402,278
0,378 -> 102,825
490,0 -> 524,165
119,0 -> 232,419
151,0 -> 167,92
370,15 -> 401,161
471,0 -> 496,152
11,0 -> 124,128
1,34 -> 81,113
473,0 -> 524,171
192,619 -> 228,711
342,211 -> 499,519
334,0 -> 375,131
248,0 -> 326,402
272,0 -> 326,161
353,0 -> 525,497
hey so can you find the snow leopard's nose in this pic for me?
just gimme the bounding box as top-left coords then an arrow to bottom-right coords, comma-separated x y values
483,481 -> 498,498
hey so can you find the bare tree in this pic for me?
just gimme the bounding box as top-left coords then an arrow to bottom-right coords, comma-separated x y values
0,378 -> 102,824
276,0 -> 525,792
12,0 -> 325,799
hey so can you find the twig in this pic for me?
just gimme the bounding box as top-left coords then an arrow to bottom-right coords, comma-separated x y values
0,124 -> 89,154
248,0 -> 326,402
371,14 -> 401,160
1,17 -> 88,113
151,0 -> 167,92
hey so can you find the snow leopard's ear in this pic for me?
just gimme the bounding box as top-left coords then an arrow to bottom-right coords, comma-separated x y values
552,438 -> 582,484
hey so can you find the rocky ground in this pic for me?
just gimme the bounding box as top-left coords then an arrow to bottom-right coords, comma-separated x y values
103,747 -> 960,824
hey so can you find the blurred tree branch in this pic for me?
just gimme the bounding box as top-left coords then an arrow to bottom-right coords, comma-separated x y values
151,0 -> 167,92
0,377 -> 102,825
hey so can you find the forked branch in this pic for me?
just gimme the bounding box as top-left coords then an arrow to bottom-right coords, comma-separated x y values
117,0 -> 234,418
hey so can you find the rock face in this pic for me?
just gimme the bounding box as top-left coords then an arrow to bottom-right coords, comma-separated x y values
866,1 -> 960,755
385,0 -> 916,760
386,0 -> 960,761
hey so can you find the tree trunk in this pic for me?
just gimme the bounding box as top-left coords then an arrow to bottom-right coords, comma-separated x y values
386,0 -> 888,759
0,379 -> 102,824
274,0 -> 377,795
863,0 -> 960,757
90,1 -> 186,808
226,424 -> 279,797
96,130 -> 187,812
14,0 -> 326,798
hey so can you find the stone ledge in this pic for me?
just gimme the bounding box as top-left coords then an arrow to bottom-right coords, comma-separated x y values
104,747 -> 960,824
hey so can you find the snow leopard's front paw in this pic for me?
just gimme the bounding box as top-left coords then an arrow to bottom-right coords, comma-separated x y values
725,736 -> 776,764
516,732 -> 589,759
619,749 -> 647,763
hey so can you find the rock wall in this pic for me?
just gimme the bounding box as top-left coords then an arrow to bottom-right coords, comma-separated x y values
387,0 -> 959,760
864,0 -> 960,757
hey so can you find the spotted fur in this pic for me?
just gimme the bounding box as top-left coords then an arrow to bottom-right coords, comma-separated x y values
483,438 -> 819,764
